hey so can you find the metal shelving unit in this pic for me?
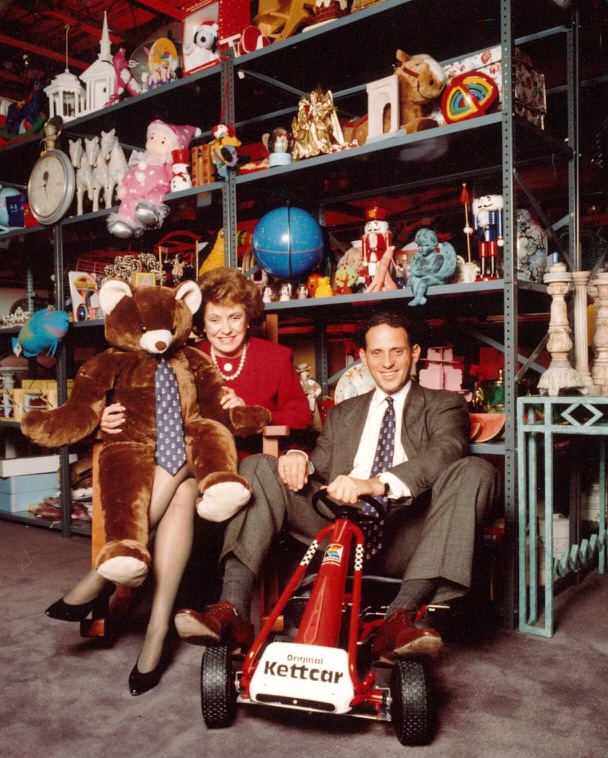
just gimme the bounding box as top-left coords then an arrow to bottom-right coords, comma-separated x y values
0,0 -> 589,627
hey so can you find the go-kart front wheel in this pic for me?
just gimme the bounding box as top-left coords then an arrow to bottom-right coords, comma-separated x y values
390,658 -> 433,746
201,645 -> 237,729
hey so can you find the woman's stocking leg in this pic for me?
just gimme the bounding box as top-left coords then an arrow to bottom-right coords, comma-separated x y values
136,476 -> 197,673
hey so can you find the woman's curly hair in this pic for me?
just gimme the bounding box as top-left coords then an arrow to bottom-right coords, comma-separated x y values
197,266 -> 264,329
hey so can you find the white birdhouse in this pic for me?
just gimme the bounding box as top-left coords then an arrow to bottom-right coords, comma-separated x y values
45,70 -> 86,122
79,13 -> 116,115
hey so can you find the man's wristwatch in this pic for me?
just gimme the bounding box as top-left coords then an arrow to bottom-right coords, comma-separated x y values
382,481 -> 390,497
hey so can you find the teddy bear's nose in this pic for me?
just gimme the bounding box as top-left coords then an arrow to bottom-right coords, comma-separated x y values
155,340 -> 167,351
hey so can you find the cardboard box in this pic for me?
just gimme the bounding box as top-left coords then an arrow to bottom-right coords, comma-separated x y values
0,471 -> 58,513
182,0 -> 222,76
182,0 -> 250,76
431,46 -> 546,129
0,454 -> 76,477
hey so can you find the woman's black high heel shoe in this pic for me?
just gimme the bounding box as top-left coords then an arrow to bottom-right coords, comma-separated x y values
45,583 -> 115,622
128,657 -> 164,696
128,632 -> 174,696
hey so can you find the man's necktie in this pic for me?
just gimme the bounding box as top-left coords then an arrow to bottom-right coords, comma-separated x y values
155,358 -> 186,475
362,396 -> 395,562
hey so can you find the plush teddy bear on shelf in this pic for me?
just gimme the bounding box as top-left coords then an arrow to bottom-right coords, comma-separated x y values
20,279 -> 271,588
107,120 -> 201,239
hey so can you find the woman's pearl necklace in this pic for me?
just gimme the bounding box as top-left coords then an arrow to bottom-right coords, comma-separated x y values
211,342 -> 248,381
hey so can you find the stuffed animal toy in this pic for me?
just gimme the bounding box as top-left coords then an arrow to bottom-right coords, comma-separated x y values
107,120 -> 202,239
21,279 -> 271,588
209,124 -> 241,179
343,51 -> 447,145
183,20 -> 220,72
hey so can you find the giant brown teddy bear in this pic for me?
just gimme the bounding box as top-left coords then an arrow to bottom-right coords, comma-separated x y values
21,279 -> 271,587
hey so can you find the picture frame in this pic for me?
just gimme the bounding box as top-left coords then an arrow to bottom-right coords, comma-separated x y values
133,271 -> 157,288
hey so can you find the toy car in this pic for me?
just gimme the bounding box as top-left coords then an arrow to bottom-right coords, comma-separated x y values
200,490 -> 435,746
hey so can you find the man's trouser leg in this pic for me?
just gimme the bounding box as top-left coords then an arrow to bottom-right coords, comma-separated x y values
378,457 -> 500,601
221,453 -> 328,578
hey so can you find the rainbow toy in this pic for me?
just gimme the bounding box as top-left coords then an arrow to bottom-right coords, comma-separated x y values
441,71 -> 499,123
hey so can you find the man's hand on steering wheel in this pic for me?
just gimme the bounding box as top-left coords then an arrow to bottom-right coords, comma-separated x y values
325,474 -> 385,504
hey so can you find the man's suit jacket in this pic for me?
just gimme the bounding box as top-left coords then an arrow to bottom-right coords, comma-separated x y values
310,381 -> 470,500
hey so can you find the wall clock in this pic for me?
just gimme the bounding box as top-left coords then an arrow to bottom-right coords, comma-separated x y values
27,149 -> 75,225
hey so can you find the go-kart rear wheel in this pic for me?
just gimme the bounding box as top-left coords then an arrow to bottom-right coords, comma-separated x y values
201,645 -> 236,729
390,659 -> 433,746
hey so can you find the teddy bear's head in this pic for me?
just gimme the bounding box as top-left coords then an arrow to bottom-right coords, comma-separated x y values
394,51 -> 446,105
98,279 -> 202,355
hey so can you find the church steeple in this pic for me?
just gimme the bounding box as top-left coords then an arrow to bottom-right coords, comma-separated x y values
99,11 -> 112,63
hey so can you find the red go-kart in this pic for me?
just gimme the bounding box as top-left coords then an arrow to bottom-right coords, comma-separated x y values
200,490 -> 435,746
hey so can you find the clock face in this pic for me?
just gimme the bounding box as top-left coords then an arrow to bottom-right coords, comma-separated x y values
27,149 -> 75,225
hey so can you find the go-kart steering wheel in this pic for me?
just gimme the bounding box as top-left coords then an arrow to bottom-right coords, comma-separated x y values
312,489 -> 385,522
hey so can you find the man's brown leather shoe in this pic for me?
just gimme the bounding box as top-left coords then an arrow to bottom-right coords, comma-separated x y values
372,609 -> 443,663
174,602 -> 254,652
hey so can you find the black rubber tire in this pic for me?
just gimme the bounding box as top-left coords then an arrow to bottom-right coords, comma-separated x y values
200,645 -> 237,729
390,659 -> 433,746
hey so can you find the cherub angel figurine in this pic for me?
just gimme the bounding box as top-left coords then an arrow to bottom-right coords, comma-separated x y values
407,228 -> 457,306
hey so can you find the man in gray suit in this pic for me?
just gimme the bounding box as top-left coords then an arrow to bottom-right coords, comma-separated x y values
176,311 -> 500,661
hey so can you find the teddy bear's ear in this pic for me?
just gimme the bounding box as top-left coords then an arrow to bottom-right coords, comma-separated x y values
99,279 -> 134,315
175,279 -> 202,315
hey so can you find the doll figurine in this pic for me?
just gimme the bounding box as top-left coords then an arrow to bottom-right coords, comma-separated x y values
107,120 -> 201,238
262,127 -> 293,167
407,228 -> 457,306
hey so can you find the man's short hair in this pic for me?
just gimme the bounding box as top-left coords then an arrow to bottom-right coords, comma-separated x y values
361,310 -> 419,348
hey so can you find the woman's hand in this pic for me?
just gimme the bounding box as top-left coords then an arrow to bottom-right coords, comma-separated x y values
278,451 -> 308,491
220,386 -> 246,409
100,403 -> 126,434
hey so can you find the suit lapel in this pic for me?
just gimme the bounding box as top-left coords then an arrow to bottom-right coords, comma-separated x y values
333,391 -> 373,475
401,382 -> 425,456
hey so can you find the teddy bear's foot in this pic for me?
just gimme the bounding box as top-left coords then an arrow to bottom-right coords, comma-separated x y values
95,539 -> 151,587
107,213 -> 144,239
135,201 -> 170,228
197,481 -> 251,522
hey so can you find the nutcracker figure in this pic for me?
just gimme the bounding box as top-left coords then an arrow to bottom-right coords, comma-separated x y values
361,206 -> 392,281
470,194 -> 503,279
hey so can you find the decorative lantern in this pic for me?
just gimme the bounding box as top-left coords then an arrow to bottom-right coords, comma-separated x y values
45,71 -> 86,122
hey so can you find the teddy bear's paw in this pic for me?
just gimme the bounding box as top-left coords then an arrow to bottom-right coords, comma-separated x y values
97,556 -> 149,587
196,481 -> 251,523
95,539 -> 151,587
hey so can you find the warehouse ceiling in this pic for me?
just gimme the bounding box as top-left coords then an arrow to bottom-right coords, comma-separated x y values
0,0 -> 187,102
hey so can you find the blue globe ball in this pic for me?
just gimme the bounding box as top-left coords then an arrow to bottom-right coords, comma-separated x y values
252,207 -> 324,279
